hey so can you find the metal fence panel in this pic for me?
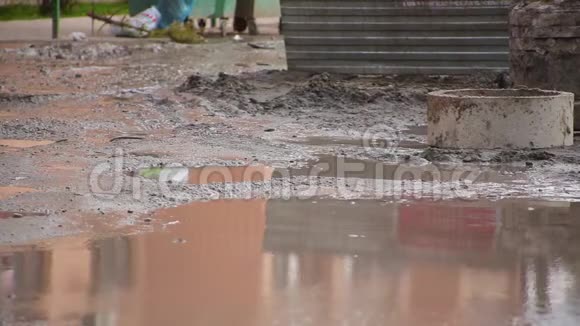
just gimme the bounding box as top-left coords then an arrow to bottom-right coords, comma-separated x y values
281,0 -> 512,74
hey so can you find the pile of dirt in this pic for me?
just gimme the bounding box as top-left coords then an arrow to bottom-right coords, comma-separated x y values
175,70 -> 501,130
178,72 -> 254,95
177,72 -> 260,114
491,150 -> 555,163
177,74 -> 211,91
419,147 -> 455,162
178,72 -> 400,115
265,73 -> 381,109
177,70 -> 503,113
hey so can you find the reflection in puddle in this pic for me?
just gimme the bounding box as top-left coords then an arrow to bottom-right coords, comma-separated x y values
1,198 -> 580,325
137,164 -> 273,184
0,139 -> 54,149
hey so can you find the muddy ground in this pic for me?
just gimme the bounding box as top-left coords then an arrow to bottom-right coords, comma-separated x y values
2,35 -> 580,326
1,36 -> 580,244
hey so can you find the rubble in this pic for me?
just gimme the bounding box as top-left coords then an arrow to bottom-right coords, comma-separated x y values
15,41 -> 174,60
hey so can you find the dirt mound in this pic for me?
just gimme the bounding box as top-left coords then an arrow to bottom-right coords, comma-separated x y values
177,74 -> 213,91
178,72 -> 254,94
178,72 -> 392,115
175,71 -> 499,130
419,147 -> 454,162
269,73 -> 379,107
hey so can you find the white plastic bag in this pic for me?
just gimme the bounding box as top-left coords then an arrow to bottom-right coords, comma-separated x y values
113,6 -> 161,37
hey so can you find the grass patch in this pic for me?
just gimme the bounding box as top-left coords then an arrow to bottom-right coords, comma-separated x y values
0,4 -> 42,20
0,2 -> 129,21
64,2 -> 129,17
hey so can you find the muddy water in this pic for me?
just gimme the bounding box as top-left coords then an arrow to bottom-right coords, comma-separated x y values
137,164 -> 274,184
0,186 -> 37,200
1,198 -> 580,325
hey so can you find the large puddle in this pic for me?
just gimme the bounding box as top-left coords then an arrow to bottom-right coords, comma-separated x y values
1,198 -> 580,325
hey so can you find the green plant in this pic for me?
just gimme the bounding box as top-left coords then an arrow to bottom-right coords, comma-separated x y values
39,0 -> 78,15
0,2 -> 129,21
167,21 -> 204,44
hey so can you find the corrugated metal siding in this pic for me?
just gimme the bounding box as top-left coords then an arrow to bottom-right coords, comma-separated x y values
281,0 -> 512,74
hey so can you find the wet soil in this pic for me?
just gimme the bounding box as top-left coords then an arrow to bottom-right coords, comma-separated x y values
2,36 -> 580,325
1,37 -> 580,233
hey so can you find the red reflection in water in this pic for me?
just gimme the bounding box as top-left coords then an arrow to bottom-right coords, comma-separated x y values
398,202 -> 497,252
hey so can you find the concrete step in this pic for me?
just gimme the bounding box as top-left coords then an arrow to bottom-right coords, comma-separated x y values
282,7 -> 509,17
286,63 -> 508,75
284,36 -> 509,46
286,51 -> 509,61
282,21 -> 508,31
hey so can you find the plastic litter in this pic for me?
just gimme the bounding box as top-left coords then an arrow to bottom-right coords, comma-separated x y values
112,6 -> 161,37
69,32 -> 87,42
111,0 -> 196,37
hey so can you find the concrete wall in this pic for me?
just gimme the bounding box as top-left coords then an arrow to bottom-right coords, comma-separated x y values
510,1 -> 580,129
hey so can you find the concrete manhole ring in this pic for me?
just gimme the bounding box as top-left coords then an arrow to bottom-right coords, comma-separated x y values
427,88 -> 575,149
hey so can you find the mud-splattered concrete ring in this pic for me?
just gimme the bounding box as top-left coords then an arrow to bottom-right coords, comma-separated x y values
427,89 -> 574,149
